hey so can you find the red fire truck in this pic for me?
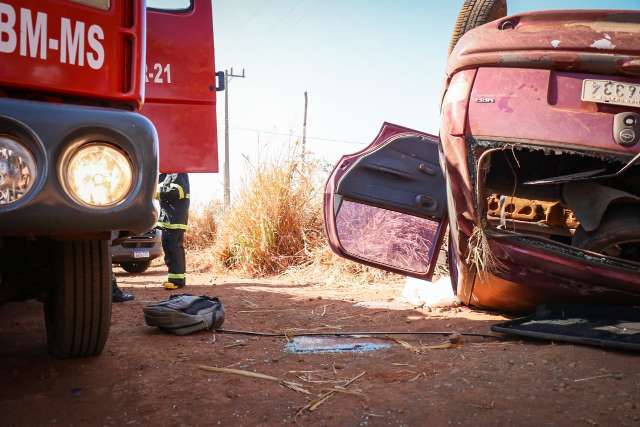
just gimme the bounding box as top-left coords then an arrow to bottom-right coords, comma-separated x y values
0,0 -> 220,358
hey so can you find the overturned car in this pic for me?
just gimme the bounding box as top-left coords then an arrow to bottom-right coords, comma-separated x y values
324,5 -> 640,312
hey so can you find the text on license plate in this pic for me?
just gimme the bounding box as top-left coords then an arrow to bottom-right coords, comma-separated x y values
133,250 -> 150,259
581,79 -> 640,108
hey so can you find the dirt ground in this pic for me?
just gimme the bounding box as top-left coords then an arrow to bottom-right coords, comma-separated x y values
1,266 -> 639,427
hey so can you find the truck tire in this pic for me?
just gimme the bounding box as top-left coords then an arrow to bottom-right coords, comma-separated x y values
120,260 -> 151,274
448,0 -> 508,54
573,205 -> 640,263
45,240 -> 112,358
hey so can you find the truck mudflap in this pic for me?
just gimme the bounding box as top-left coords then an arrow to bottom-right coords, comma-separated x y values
0,97 -> 158,236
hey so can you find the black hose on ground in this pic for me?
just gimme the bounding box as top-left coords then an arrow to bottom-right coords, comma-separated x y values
215,328 -> 502,340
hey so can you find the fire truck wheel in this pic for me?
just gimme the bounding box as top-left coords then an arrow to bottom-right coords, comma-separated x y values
448,0 -> 508,54
120,260 -> 151,274
45,240 -> 112,359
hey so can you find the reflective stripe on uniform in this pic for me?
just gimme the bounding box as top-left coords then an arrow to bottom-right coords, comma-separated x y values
169,183 -> 186,199
156,221 -> 188,230
168,273 -> 186,279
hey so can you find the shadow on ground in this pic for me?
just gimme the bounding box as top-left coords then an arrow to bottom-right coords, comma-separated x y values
1,277 -> 639,427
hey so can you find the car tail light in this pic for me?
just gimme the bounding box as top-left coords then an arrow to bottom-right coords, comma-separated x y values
0,135 -> 36,205
441,69 -> 477,137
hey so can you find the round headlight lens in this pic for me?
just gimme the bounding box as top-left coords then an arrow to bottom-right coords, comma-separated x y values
64,143 -> 133,207
0,135 -> 36,205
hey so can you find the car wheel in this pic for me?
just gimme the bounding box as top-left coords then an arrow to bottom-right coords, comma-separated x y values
448,0 -> 508,54
573,205 -> 640,263
120,260 -> 151,274
45,240 -> 111,358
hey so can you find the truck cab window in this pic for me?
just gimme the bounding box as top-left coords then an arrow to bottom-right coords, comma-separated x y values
69,0 -> 110,10
147,0 -> 192,11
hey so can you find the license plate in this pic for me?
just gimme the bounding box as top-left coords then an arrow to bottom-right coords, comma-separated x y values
133,249 -> 150,259
581,79 -> 640,108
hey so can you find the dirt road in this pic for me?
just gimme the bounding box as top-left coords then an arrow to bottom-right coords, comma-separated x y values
1,266 -> 639,426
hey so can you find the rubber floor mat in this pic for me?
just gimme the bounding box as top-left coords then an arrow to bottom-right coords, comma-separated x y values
491,304 -> 640,352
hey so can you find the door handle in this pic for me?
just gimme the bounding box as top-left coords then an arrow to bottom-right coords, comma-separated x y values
418,162 -> 436,176
415,194 -> 438,212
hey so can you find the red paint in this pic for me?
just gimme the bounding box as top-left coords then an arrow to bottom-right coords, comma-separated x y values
0,0 -> 219,173
141,2 -> 219,173
441,69 -> 476,137
448,10 -> 640,310
469,68 -> 640,155
0,0 -> 145,109
448,10 -> 640,79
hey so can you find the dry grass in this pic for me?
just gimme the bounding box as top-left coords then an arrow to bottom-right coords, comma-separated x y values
282,244 -> 402,286
465,225 -> 505,276
185,200 -> 221,250
184,153 -> 401,284
213,156 -> 324,276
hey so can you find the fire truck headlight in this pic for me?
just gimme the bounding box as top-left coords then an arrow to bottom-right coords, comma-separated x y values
63,143 -> 133,207
0,135 -> 36,205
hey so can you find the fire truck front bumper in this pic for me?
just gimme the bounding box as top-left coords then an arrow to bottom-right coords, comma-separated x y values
0,98 -> 158,237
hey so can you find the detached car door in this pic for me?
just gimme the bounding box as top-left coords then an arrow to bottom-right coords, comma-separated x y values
324,122 -> 448,280
142,0 -> 220,172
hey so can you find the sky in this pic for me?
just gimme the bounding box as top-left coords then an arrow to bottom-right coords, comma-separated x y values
189,0 -> 640,204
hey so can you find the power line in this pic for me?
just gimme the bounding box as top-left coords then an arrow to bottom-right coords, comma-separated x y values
229,126 -> 366,145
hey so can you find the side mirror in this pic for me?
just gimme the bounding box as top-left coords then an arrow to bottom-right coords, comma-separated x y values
215,71 -> 225,92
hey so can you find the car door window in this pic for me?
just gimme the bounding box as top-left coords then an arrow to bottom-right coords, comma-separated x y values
336,200 -> 440,274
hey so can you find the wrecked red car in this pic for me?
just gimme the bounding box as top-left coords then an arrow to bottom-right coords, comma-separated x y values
324,6 -> 640,312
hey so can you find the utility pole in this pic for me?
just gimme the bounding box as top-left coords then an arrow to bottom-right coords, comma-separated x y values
301,91 -> 308,164
223,67 -> 246,211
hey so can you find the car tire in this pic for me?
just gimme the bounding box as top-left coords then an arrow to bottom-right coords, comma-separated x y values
572,205 -> 640,263
448,0 -> 508,54
120,260 -> 151,274
45,240 -> 111,358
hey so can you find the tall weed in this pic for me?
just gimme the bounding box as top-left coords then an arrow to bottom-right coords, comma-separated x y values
213,157 -> 323,276
186,152 -> 401,283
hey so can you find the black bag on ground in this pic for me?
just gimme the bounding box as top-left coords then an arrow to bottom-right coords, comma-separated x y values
144,294 -> 225,335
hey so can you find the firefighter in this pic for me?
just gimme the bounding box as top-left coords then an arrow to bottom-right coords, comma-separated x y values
157,173 -> 190,289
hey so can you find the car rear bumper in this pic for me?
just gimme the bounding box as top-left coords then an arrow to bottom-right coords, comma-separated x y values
0,98 -> 158,236
112,229 -> 163,263
466,236 -> 640,313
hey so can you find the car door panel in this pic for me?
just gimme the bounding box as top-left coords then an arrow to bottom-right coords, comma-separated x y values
336,134 -> 446,218
324,122 -> 448,280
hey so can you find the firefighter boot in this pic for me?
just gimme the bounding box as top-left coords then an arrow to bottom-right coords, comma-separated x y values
112,279 -> 135,302
163,281 -> 185,290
